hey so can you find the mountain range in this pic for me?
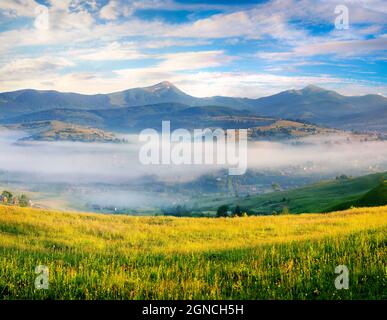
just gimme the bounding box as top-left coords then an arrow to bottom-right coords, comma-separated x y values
1,81 -> 386,133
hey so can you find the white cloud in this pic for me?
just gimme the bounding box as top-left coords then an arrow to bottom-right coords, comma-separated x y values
0,0 -> 38,17
0,56 -> 74,81
164,9 -> 306,41
258,36 -> 387,60
71,42 -> 147,61
261,0 -> 387,26
158,50 -> 235,71
48,1 -> 95,30
113,50 -> 234,83
99,0 -> 170,20
2,62 -> 385,98
1,0 -> 386,49
143,39 -> 212,49
0,0 -> 386,97
0,2 -> 306,53
171,72 -> 347,97
99,0 -> 121,20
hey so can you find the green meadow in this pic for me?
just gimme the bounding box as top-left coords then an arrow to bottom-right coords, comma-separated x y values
0,205 -> 386,300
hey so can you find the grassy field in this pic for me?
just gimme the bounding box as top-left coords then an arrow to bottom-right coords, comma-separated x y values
201,171 -> 386,214
327,180 -> 387,212
0,204 -> 386,300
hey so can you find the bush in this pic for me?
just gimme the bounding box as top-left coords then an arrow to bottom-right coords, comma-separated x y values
281,207 -> 290,215
18,194 -> 29,207
216,205 -> 229,217
232,205 -> 242,217
1,190 -> 13,203
161,205 -> 190,217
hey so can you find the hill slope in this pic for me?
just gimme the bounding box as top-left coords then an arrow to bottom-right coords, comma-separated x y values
11,121 -> 123,143
327,180 -> 387,212
209,172 -> 386,214
0,204 -> 386,299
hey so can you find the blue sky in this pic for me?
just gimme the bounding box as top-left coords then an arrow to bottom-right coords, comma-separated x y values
0,0 -> 386,97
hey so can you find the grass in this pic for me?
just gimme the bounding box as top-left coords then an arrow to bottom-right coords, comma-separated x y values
0,204 -> 386,300
212,171 -> 386,214
327,180 -> 387,212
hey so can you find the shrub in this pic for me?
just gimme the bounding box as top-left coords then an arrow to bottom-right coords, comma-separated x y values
18,194 -> 29,207
216,205 -> 229,217
1,190 -> 13,203
281,207 -> 290,215
232,205 -> 242,217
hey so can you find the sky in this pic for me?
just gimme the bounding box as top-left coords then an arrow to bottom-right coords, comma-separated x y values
0,0 -> 386,98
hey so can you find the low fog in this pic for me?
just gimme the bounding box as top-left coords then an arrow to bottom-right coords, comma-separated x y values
0,128 -> 386,211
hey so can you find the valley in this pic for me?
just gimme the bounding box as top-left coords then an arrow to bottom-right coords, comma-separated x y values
1,0 -> 386,303
0,82 -> 386,215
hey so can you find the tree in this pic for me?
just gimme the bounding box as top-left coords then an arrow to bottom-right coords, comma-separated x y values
161,205 -> 189,217
18,194 -> 29,207
217,205 -> 229,217
272,183 -> 281,192
232,205 -> 242,217
1,191 -> 13,203
281,207 -> 290,215
336,174 -> 349,181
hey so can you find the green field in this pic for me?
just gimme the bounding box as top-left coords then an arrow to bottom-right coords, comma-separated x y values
201,172 -> 387,214
327,180 -> 387,212
0,204 -> 386,299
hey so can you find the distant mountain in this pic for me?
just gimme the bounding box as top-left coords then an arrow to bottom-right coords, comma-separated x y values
106,81 -> 255,110
3,103 -> 276,132
107,81 -> 195,107
251,85 -> 387,132
1,82 -> 386,132
0,81 -> 248,119
0,89 -> 110,119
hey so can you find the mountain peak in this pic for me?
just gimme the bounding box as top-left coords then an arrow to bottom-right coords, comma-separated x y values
159,81 -> 174,87
146,81 -> 177,92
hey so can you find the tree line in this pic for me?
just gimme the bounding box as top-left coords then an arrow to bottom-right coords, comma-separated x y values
1,190 -> 30,207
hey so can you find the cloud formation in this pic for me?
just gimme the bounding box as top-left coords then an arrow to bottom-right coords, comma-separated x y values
0,0 -> 386,96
